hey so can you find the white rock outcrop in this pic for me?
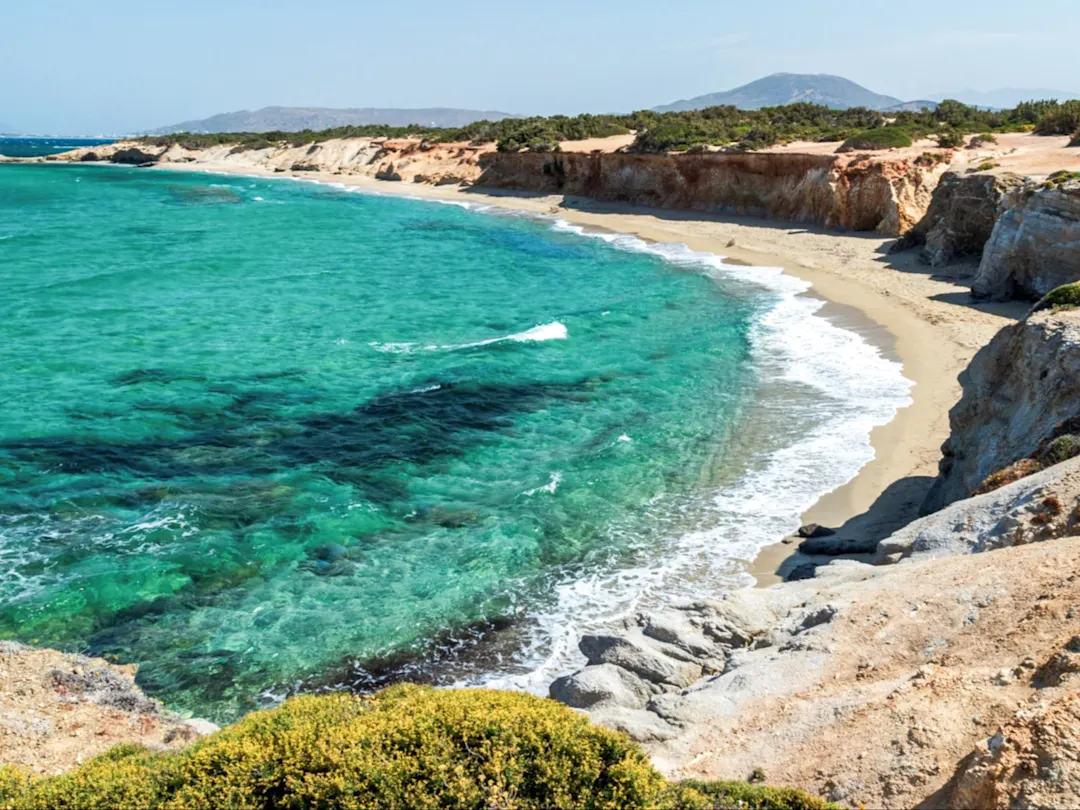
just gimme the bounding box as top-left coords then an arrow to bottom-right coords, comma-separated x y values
971,179 -> 1080,300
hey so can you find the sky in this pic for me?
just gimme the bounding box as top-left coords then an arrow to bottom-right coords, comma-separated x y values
4,0 -> 1079,135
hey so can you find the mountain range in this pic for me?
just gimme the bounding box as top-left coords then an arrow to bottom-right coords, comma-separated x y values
654,73 -> 906,112
653,73 -> 1080,113
149,106 -> 517,135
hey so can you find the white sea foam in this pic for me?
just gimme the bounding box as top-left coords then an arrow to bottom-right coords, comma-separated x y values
469,217 -> 912,694
524,472 -> 563,497
371,321 -> 567,354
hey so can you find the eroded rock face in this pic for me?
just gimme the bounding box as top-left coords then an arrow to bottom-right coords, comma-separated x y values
879,455 -> 1080,562
922,309 -> 1080,513
890,171 -> 1026,267
475,151 -> 948,236
947,693 -> 1080,809
971,180 -> 1080,300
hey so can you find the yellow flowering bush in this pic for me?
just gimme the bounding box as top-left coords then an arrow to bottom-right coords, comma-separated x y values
0,684 -> 835,810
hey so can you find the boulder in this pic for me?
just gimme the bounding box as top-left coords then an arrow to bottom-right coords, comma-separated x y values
108,147 -> 161,165
889,172 -> 1025,267
579,635 -> 702,687
922,309 -> 1080,512
882,456 -> 1080,562
376,162 -> 403,181
971,180 -> 1080,301
548,663 -> 653,710
796,523 -> 836,539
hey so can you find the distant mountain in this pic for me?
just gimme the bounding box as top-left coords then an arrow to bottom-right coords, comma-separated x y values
150,106 -> 519,135
932,88 -> 1080,110
654,73 -> 904,112
0,123 -> 17,135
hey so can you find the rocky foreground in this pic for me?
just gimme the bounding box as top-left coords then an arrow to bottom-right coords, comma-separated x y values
0,643 -> 217,775
548,305 -> 1080,808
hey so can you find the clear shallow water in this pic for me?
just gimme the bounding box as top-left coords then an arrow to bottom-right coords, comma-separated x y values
0,164 -> 910,720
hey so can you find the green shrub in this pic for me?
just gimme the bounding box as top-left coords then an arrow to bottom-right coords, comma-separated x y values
0,685 -> 836,810
968,132 -> 997,148
1043,170 -> 1080,188
1070,130 -> 1080,147
1034,100 -> 1080,135
975,458 -> 1044,495
1037,434 -> 1080,466
1036,281 -> 1080,311
935,129 -> 966,149
971,161 -> 999,172
915,151 -> 949,167
682,780 -> 838,810
839,127 -> 913,151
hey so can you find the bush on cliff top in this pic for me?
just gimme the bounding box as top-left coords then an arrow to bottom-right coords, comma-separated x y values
0,684 -> 837,810
1037,281 -> 1080,310
975,411 -> 1080,496
935,129 -> 966,149
838,127 -> 914,151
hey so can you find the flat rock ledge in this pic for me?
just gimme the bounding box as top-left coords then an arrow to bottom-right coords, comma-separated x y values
548,455 -> 1080,808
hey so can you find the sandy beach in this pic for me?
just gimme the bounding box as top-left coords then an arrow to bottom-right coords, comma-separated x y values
156,161 -> 1027,582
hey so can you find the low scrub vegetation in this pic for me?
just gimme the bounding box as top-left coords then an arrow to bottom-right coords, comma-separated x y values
935,129 -> 966,149
1042,170 -> 1080,189
839,127 -> 913,151
1037,281 -> 1080,310
976,412 -> 1080,495
0,685 -> 836,810
137,98 -> 1078,156
1033,100 -> 1080,136
1070,130 -> 1080,147
968,132 -> 998,148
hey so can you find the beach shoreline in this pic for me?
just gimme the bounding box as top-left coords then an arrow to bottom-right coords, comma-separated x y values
153,162 -> 1026,583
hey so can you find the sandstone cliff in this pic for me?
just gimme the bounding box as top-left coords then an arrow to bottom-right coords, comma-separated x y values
971,179 -> 1080,300
19,138 -> 489,187
922,308 -> 1080,513
10,139 -> 952,237
889,171 -> 1026,267
475,150 -> 947,236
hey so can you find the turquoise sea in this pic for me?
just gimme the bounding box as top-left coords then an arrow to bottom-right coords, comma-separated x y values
0,137 -> 114,158
0,160 -> 911,721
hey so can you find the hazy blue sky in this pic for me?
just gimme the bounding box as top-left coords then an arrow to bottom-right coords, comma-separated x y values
5,0 -> 1079,134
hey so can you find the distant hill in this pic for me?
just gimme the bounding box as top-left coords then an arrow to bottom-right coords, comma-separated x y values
655,73 -> 904,112
932,88 -> 1080,110
0,123 -> 17,135
150,106 -> 519,134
